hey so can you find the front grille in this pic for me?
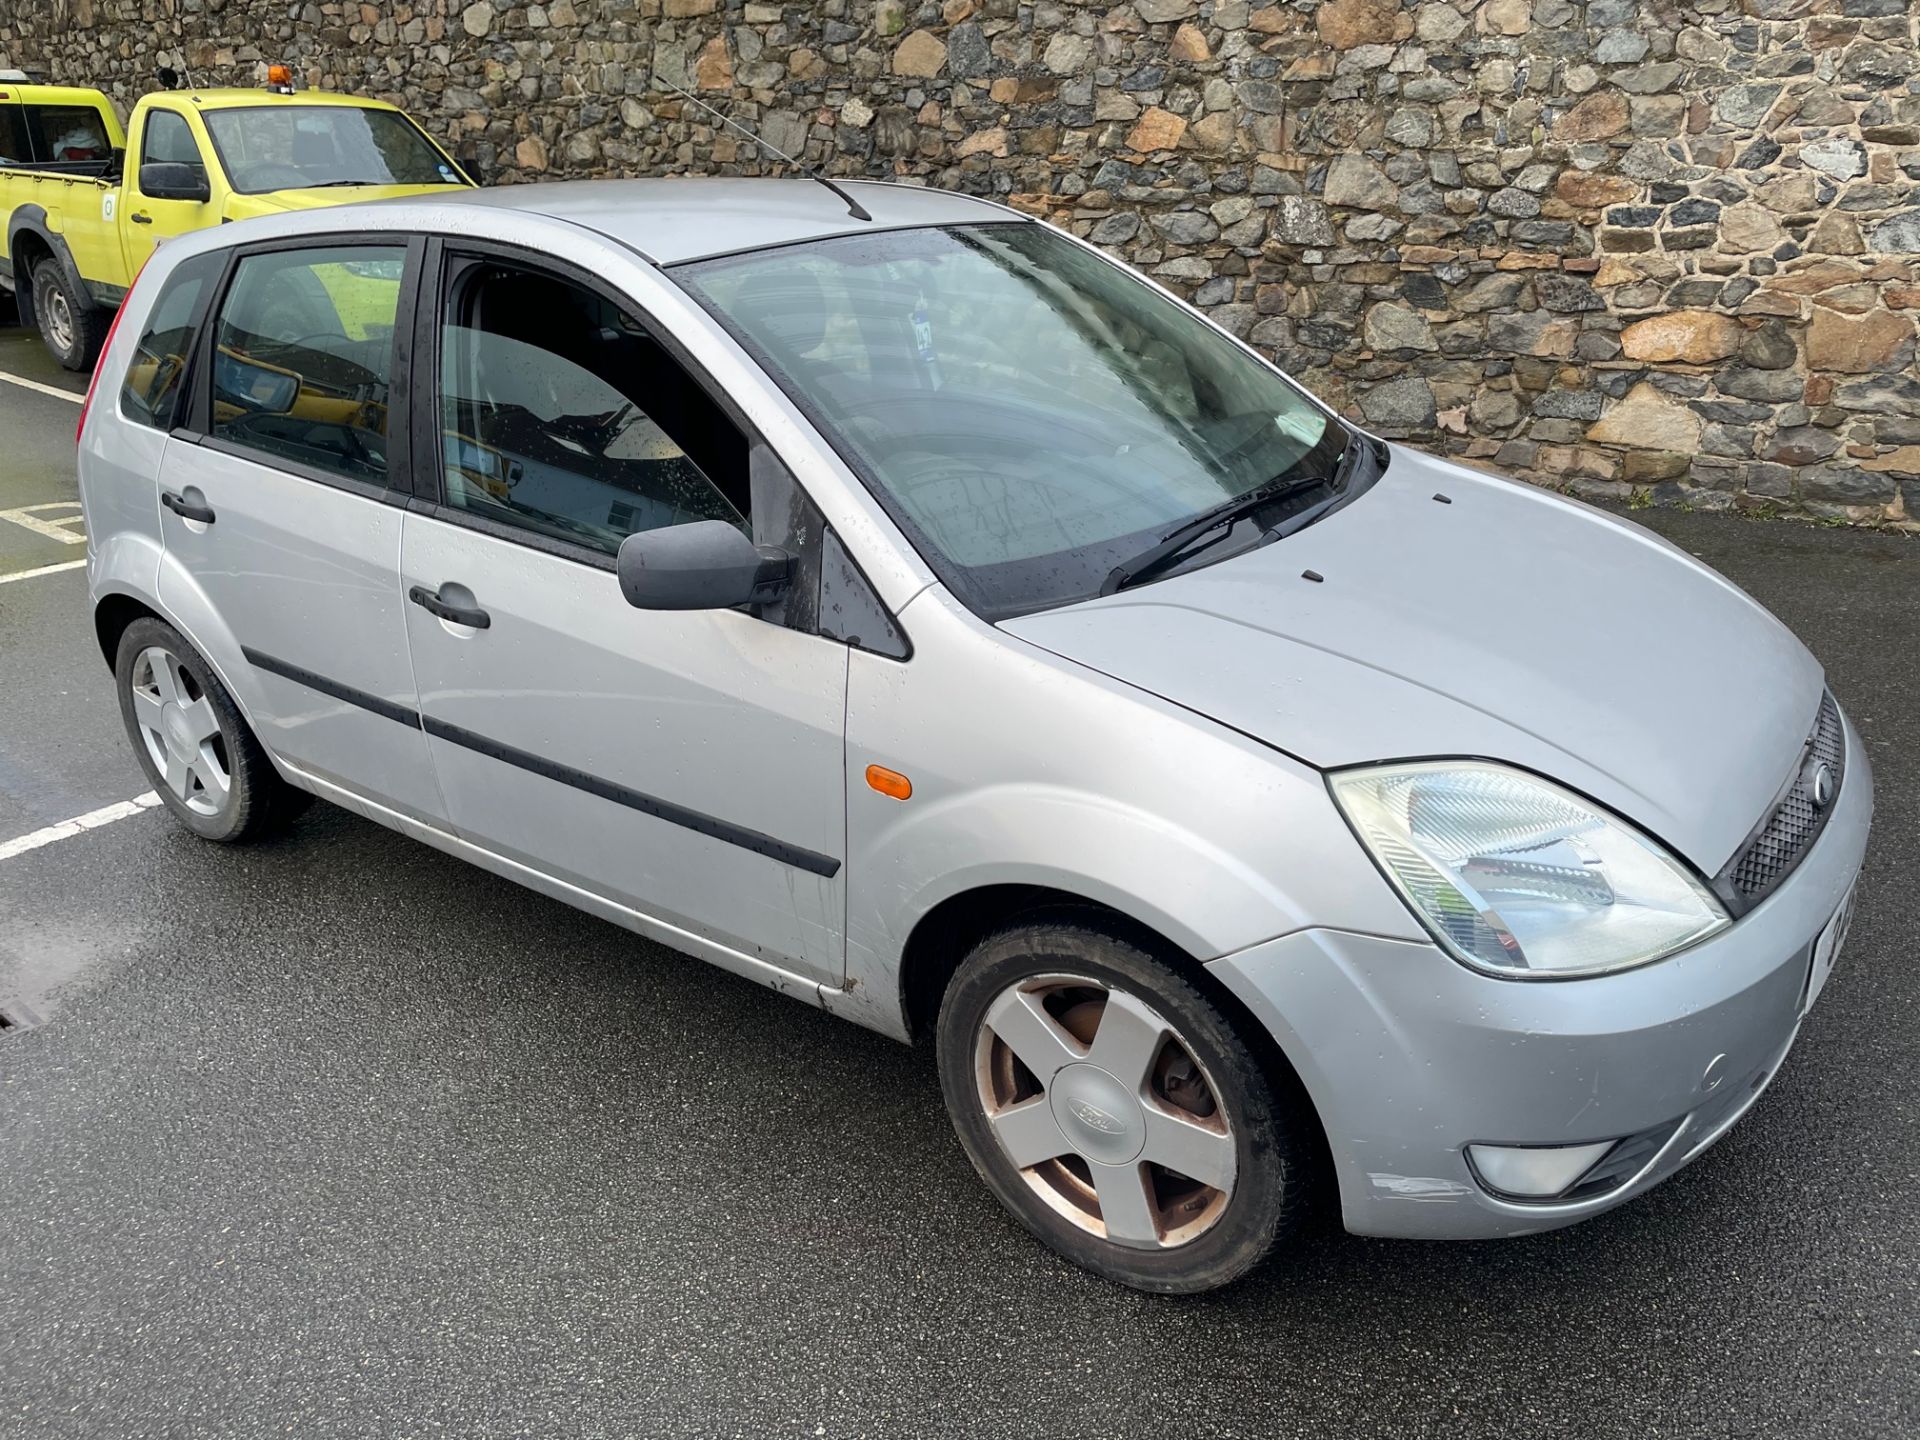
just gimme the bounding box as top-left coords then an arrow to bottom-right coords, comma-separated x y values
1722,693 -> 1844,909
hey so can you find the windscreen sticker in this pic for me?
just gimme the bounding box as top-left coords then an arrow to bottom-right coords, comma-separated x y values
910,305 -> 943,388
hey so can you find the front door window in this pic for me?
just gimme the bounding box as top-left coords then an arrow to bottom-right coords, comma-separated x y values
141,109 -> 208,179
437,261 -> 749,554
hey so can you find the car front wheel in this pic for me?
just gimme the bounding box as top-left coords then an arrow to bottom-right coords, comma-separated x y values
936,917 -> 1310,1293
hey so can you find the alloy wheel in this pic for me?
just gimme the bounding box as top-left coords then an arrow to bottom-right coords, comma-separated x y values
44,287 -> 74,356
130,646 -> 231,817
973,974 -> 1237,1249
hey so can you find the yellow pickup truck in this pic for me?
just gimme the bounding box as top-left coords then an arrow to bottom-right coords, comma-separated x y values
1,72 -> 473,369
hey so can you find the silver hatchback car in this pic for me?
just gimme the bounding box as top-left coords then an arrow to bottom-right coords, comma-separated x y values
78,179 -> 1870,1292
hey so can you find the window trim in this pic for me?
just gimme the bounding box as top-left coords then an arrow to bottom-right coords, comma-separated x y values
178,231 -> 424,506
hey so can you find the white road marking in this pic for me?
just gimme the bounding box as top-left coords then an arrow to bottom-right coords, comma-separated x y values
0,793 -> 163,864
0,558 -> 87,585
0,369 -> 83,405
0,502 -> 86,545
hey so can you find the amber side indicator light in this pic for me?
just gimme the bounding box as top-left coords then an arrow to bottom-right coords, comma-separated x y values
866,765 -> 912,801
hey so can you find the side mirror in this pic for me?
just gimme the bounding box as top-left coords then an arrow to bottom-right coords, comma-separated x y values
616,520 -> 790,611
139,161 -> 209,203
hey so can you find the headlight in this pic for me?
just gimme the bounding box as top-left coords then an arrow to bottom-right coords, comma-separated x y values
1330,762 -> 1729,978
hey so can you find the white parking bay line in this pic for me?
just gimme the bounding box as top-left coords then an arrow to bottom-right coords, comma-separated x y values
0,558 -> 87,585
0,793 -> 163,863
0,369 -> 83,404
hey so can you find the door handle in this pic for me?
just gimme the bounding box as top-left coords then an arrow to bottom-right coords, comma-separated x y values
130,212 -> 153,225
160,490 -> 215,523
409,584 -> 491,629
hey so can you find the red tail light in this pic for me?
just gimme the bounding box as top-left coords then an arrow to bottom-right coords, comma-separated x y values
76,260 -> 146,444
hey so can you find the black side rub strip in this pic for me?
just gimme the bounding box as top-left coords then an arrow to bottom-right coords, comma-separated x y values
244,647 -> 421,729
419,715 -> 840,877
241,647 -> 841,878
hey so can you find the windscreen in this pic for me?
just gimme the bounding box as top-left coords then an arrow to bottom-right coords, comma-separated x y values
203,105 -> 464,194
678,223 -> 1341,618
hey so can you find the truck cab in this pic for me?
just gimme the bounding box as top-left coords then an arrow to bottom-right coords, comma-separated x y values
3,72 -> 471,369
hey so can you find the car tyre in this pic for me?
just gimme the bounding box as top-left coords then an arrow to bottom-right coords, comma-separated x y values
32,257 -> 104,372
114,617 -> 311,842
936,915 -> 1309,1293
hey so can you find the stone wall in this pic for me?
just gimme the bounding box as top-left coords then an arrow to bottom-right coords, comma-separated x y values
6,0 -> 1918,527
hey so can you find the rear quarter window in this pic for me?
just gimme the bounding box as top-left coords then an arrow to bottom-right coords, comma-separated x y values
24,104 -> 112,165
119,251 -> 223,431
0,105 -> 29,165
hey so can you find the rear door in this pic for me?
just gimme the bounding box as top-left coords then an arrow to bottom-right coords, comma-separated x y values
398,244 -> 849,983
155,234 -> 442,821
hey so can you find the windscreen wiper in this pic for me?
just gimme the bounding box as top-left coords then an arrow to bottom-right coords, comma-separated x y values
1099,471 -> 1331,597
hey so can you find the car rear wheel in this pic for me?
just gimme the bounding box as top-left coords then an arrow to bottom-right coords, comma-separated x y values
113,617 -> 311,842
936,917 -> 1309,1293
32,258 -> 103,372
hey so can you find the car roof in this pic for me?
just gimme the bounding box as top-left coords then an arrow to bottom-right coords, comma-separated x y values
379,177 -> 1020,266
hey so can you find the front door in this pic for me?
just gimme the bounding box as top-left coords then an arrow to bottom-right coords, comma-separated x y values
123,107 -> 218,272
399,250 -> 847,983
156,237 -> 441,821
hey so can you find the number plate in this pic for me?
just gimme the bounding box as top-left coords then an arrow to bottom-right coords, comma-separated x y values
1805,881 -> 1858,1014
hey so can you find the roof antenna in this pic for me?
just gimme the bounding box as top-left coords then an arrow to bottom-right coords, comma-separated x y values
651,72 -> 872,223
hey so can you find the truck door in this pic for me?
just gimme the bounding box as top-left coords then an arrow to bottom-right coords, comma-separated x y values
124,106 -> 217,272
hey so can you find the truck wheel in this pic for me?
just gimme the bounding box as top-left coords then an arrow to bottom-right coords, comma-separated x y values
32,258 -> 104,372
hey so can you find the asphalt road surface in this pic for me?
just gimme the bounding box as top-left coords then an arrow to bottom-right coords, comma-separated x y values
1,322 -> 1916,1439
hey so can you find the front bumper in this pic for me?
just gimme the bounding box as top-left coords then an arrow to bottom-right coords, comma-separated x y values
1208,711 -> 1874,1240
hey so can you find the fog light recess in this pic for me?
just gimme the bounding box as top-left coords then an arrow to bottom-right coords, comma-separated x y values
1466,1141 -> 1617,1200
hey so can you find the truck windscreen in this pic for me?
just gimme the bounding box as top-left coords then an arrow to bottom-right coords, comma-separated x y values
202,105 -> 464,194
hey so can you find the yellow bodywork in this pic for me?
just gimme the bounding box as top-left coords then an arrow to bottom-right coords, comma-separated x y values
2,83 -> 469,300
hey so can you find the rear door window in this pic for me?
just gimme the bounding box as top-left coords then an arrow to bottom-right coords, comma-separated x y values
119,250 -> 223,431
208,244 -> 406,486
